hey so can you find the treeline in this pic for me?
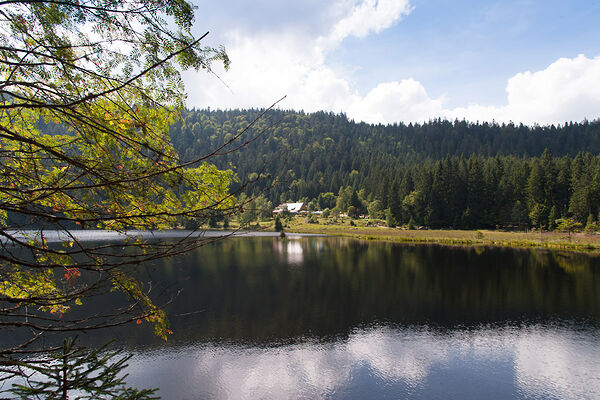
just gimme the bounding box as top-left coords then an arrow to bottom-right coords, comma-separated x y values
169,109 -> 600,229
329,151 -> 599,230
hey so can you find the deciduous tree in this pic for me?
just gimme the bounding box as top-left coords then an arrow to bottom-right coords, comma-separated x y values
0,0 -> 271,392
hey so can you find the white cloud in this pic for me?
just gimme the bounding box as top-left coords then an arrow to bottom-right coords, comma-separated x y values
184,0 -> 600,125
348,79 -> 444,123
327,0 -> 413,45
184,31 -> 324,110
504,54 -> 600,123
183,0 -> 414,115
445,54 -> 600,124
347,54 -> 600,125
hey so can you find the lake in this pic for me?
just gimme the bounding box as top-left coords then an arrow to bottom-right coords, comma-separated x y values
46,236 -> 600,398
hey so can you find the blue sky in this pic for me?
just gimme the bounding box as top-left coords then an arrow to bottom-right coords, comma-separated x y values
184,0 -> 600,125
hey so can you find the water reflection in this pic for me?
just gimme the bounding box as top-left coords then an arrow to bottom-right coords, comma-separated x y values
11,237 -> 598,399
98,238 -> 600,399
272,238 -> 304,265
132,238 -> 600,346
515,327 -> 600,399
42,237 -> 597,351
123,324 -> 600,399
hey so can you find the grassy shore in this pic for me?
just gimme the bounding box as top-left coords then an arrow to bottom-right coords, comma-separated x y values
262,217 -> 600,253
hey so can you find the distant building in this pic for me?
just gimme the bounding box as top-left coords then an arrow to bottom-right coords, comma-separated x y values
273,202 -> 307,215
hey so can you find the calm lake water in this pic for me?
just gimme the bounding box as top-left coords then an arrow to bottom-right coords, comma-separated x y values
79,237 -> 600,398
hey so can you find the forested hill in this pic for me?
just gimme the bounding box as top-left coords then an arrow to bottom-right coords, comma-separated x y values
169,109 -> 600,229
171,108 -> 600,160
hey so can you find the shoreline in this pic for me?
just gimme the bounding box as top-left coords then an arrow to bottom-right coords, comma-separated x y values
5,226 -> 600,254
285,223 -> 600,254
0,229 -> 324,244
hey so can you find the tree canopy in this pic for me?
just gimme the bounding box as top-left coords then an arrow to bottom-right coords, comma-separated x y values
170,109 -> 600,229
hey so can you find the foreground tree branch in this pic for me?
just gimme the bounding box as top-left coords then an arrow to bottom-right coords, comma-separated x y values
0,0 -> 277,395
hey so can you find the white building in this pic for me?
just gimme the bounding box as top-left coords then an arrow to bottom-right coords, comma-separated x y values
273,202 -> 307,215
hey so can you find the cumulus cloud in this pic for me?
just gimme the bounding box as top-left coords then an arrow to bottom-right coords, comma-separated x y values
326,0 -> 413,46
348,79 -> 444,123
349,54 -> 600,125
504,54 -> 600,123
183,0 -> 415,115
184,0 -> 600,125
446,54 -> 600,125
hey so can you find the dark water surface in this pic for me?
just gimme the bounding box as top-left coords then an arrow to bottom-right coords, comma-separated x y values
90,237 -> 600,399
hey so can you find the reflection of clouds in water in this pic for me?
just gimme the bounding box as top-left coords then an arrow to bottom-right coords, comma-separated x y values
515,328 -> 600,399
127,343 -> 350,399
347,327 -> 448,385
273,239 -> 304,265
126,328 -> 452,399
125,326 -> 600,400
221,347 -> 348,399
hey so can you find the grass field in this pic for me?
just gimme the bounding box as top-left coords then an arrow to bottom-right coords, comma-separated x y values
244,216 -> 600,254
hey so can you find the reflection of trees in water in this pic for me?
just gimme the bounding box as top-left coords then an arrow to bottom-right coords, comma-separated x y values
145,239 -> 600,344
38,238 -> 600,349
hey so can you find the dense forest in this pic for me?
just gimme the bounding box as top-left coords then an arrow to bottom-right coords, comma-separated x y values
169,109 -> 600,229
